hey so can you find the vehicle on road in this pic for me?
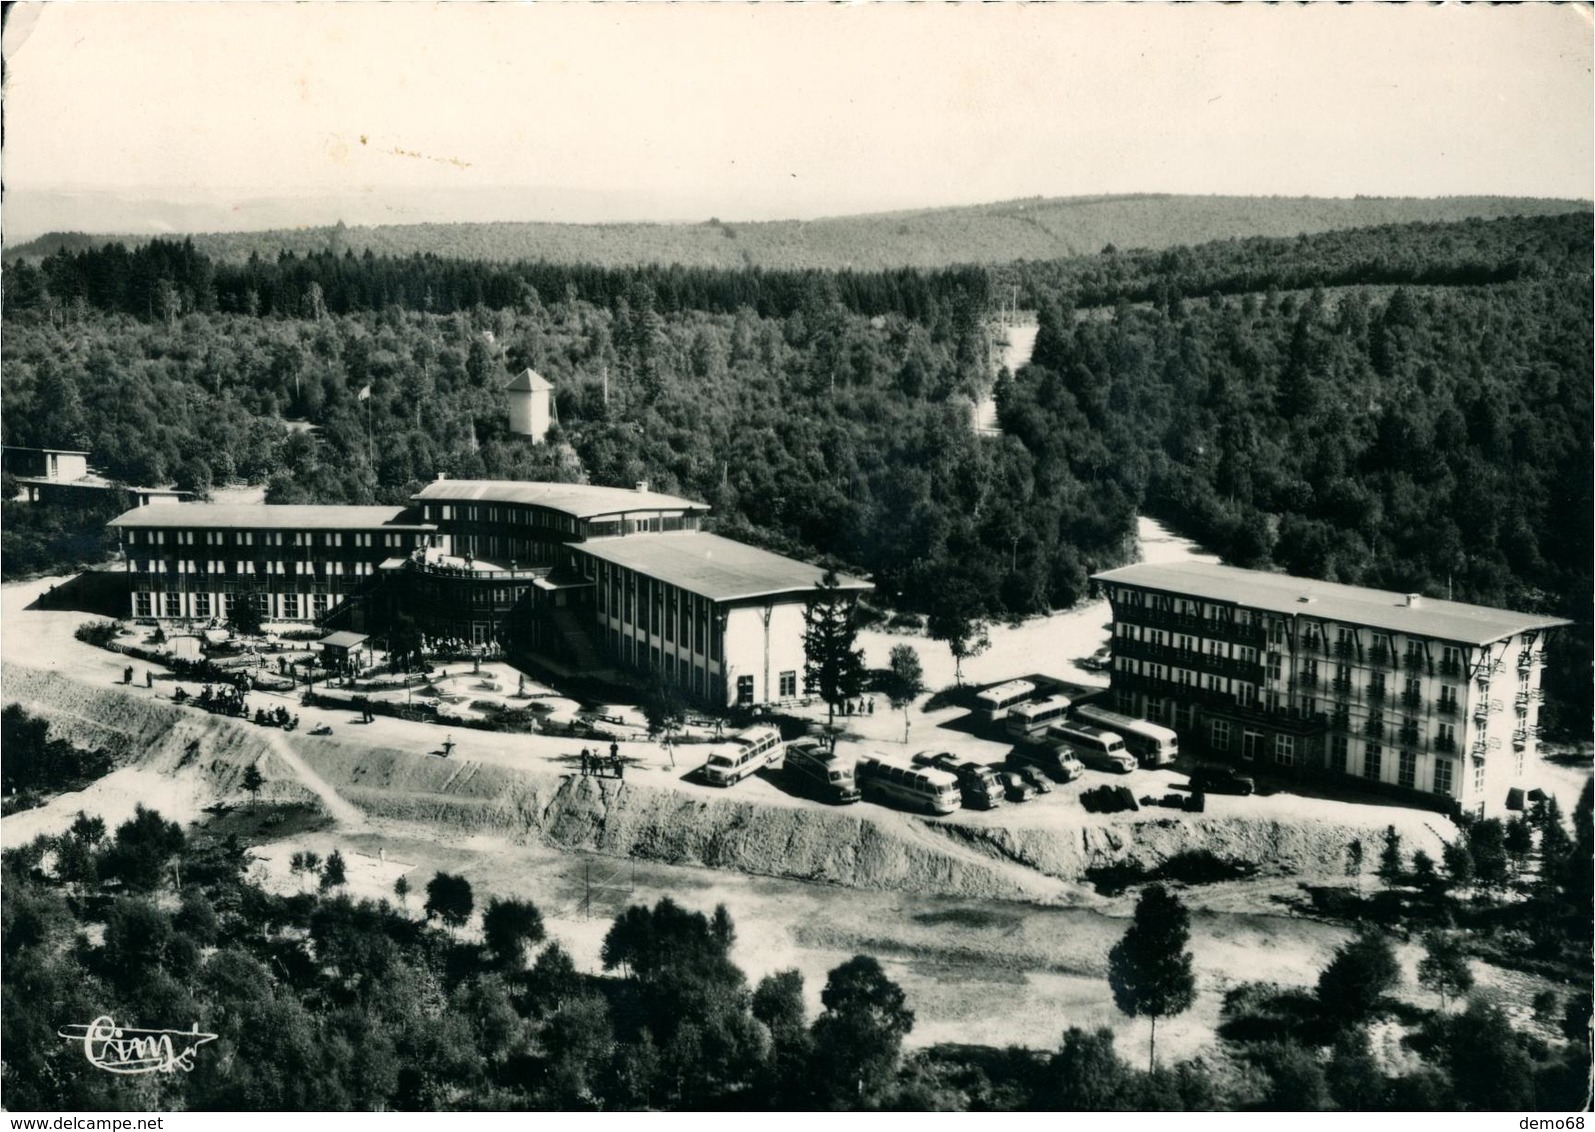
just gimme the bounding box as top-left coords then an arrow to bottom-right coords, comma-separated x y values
974,680 -> 1037,724
1079,645 -> 1114,673
704,725 -> 784,786
1047,722 -> 1136,773
857,752 -> 962,815
1006,743 -> 1085,783
784,738 -> 861,804
912,752 -> 1004,810
1071,703 -> 1179,766
1013,764 -> 1053,794
1004,694 -> 1074,739
999,770 -> 1037,803
1190,765 -> 1256,796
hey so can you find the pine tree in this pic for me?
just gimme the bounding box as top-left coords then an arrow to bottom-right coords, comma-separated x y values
1107,884 -> 1197,1069
1377,825 -> 1403,889
802,570 -> 865,737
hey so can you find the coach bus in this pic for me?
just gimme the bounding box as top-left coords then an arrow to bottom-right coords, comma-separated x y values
856,752 -> 962,815
1071,704 -> 1180,767
1005,693 -> 1074,739
974,680 -> 1036,724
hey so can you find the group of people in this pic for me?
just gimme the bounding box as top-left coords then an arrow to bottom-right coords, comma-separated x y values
579,741 -> 624,778
841,696 -> 876,715
254,704 -> 300,731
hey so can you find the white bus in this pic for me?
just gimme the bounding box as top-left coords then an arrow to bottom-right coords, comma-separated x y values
1005,693 -> 1074,739
784,739 -> 861,804
703,725 -> 784,786
856,752 -> 962,815
974,680 -> 1037,724
1071,704 -> 1180,767
1046,722 -> 1136,774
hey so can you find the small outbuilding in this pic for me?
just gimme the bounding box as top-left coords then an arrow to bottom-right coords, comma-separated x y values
318,630 -> 370,669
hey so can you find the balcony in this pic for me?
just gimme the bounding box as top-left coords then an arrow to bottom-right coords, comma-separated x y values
1400,691 -> 1423,710
1518,652 -> 1539,671
1439,659 -> 1462,678
1434,735 -> 1457,753
1330,677 -> 1352,696
1402,652 -> 1430,674
1436,699 -> 1458,716
1330,710 -> 1352,732
1293,673 -> 1319,691
1473,702 -> 1494,723
1363,719 -> 1385,740
1515,691 -> 1531,713
1366,685 -> 1387,703
1333,640 -> 1355,659
1369,646 -> 1392,668
1512,729 -> 1529,750
1398,726 -> 1422,748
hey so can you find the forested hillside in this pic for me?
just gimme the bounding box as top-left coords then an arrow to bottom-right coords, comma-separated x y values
4,213 -> 1589,723
10,193 -> 1587,271
3,258 -> 1133,615
1000,212 -> 1592,727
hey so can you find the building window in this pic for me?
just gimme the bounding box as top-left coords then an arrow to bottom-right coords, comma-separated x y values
1398,750 -> 1417,789
1274,734 -> 1295,766
1434,759 -> 1453,797
1473,759 -> 1486,795
1242,730 -> 1262,761
135,592 -> 153,617
1211,720 -> 1231,752
1145,697 -> 1165,723
1237,684 -> 1258,708
283,593 -> 300,619
313,594 -> 329,617
195,592 -> 212,619
1268,652 -> 1283,682
736,675 -> 755,706
1330,735 -> 1348,773
779,671 -> 797,698
1364,745 -> 1382,781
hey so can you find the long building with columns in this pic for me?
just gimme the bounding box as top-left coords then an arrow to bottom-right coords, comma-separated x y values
1093,561 -> 1570,817
108,477 -> 868,709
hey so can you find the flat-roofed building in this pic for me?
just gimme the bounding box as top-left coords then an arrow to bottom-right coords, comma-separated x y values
107,479 -> 871,709
1093,561 -> 1570,817
576,531 -> 870,707
108,503 -> 436,625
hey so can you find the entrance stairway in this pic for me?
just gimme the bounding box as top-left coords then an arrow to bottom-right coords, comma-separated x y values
549,607 -> 602,672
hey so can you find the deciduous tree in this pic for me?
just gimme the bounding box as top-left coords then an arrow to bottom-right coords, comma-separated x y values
1107,883 -> 1197,1069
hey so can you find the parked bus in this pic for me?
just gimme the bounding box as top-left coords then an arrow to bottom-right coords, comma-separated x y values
783,738 -> 861,804
1007,742 -> 1085,783
856,752 -> 962,815
911,751 -> 1004,810
973,680 -> 1037,724
703,725 -> 784,786
1071,704 -> 1180,767
1046,722 -> 1136,774
1005,693 -> 1074,739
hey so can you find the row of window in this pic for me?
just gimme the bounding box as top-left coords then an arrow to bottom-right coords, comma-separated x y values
126,529 -> 405,549
133,591 -> 330,620
596,563 -> 720,662
134,560 -> 378,577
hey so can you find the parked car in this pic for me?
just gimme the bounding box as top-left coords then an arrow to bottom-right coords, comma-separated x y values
1190,765 -> 1255,796
1079,645 -> 1114,673
1013,764 -> 1053,794
1006,743 -> 1085,783
999,770 -> 1037,803
912,752 -> 1004,810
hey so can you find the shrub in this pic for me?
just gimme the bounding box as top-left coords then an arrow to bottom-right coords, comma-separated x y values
74,619 -> 121,648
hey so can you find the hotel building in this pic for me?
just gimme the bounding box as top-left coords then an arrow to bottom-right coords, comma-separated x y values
1093,561 -> 1570,817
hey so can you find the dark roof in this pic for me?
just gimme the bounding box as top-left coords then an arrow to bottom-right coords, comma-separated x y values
1093,561 -> 1570,646
2,445 -> 91,456
108,504 -> 436,532
412,479 -> 707,519
319,631 -> 370,649
505,369 -> 554,392
577,532 -> 871,603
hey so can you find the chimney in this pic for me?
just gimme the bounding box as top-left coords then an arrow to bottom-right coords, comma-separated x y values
437,472 -> 447,481
1405,593 -> 1421,608
635,481 -> 649,494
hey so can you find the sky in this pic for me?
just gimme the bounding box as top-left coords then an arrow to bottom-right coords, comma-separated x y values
3,1 -> 1591,233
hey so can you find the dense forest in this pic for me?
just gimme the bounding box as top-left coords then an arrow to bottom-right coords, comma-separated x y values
9,193 -> 1586,271
4,774 -> 1589,1111
3,212 -> 1589,723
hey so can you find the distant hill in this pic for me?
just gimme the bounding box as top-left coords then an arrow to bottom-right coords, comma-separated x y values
8,193 -> 1589,271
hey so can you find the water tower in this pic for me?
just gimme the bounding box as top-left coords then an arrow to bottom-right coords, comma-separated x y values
505,369 -> 553,442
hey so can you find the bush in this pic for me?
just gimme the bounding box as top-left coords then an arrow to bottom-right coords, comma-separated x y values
73,619 -> 121,648
887,610 -> 926,632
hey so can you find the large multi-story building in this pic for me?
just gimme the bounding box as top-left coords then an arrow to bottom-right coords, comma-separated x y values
1093,561 -> 1570,817
107,478 -> 869,709
109,504 -> 437,623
